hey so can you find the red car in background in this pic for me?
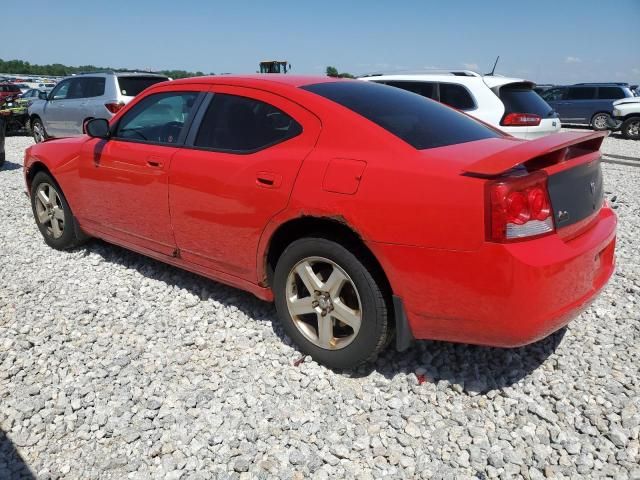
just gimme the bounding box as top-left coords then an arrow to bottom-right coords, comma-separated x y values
0,83 -> 22,102
23,76 -> 616,369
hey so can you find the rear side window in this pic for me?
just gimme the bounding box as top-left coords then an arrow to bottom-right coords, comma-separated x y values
82,77 -> 106,98
302,81 -> 500,150
567,87 -> 596,100
597,87 -> 625,100
439,83 -> 476,110
499,83 -> 554,117
194,94 -> 302,152
377,81 -> 437,100
117,76 -> 168,97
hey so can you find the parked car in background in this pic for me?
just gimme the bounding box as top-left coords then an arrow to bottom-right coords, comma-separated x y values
611,97 -> 640,140
23,76 -> 616,368
28,71 -> 169,143
20,88 -> 49,106
0,114 -> 5,167
0,83 -> 22,101
533,84 -> 555,95
360,71 -> 560,139
541,83 -> 636,130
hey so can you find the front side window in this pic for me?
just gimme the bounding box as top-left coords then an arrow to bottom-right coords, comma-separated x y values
567,87 -> 596,100
114,91 -> 199,144
194,93 -> 302,152
302,81 -> 500,150
50,80 -> 71,100
438,83 -> 476,110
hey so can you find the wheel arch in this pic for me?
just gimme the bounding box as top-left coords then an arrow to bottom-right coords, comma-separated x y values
263,216 -> 386,285
25,161 -> 53,192
262,214 -> 414,350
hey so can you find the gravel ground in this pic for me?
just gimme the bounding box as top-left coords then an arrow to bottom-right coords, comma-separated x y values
1,132 -> 639,480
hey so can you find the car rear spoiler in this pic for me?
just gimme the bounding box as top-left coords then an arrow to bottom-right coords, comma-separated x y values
463,131 -> 606,177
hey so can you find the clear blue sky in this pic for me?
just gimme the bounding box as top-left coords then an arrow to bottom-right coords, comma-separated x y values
2,0 -> 639,84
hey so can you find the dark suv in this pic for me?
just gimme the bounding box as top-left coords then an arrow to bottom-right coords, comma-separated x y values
541,83 -> 635,130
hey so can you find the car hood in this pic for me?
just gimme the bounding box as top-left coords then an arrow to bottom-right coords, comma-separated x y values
613,97 -> 640,106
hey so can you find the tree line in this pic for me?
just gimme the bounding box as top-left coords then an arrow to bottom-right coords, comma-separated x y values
0,58 -> 211,79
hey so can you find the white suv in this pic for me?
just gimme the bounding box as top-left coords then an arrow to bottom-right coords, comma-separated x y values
360,71 -> 561,140
28,71 -> 169,143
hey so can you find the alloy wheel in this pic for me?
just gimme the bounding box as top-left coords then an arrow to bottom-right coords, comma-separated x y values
32,121 -> 45,143
34,183 -> 65,238
593,114 -> 609,130
285,256 -> 362,350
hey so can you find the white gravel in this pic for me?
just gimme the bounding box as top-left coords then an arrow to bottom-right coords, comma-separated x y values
1,132 -> 639,480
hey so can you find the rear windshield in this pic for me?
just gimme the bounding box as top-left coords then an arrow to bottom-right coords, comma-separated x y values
499,83 -> 555,117
117,76 -> 168,97
301,81 -> 500,150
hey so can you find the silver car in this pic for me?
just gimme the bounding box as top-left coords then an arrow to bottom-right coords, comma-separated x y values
28,72 -> 169,143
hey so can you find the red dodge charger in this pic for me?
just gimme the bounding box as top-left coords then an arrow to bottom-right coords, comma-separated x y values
23,75 -> 616,368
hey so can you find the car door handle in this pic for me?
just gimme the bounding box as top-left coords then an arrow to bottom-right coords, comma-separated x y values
256,172 -> 282,188
147,157 -> 164,168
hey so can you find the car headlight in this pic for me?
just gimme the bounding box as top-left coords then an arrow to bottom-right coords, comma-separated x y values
613,109 -> 621,117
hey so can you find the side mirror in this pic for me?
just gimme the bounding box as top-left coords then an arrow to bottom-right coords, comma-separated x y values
38,91 -> 48,100
86,118 -> 110,139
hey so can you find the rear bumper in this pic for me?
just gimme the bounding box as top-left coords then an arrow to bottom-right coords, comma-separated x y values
372,205 -> 616,347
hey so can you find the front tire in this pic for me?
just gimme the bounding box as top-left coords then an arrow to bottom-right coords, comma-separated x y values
621,117 -> 640,140
273,237 -> 390,369
591,112 -> 611,131
30,172 -> 84,250
31,117 -> 47,143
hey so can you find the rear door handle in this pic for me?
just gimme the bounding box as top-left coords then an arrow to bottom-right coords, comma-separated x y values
256,171 -> 282,188
147,157 -> 164,168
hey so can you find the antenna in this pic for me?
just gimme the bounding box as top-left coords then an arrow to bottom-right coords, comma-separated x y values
487,56 -> 500,76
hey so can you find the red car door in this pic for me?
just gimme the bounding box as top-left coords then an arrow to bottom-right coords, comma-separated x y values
169,86 -> 321,281
76,88 -> 203,256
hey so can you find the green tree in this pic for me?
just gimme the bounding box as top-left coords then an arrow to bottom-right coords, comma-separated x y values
326,66 -> 339,77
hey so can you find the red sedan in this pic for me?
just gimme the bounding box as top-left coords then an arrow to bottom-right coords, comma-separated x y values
23,75 -> 616,369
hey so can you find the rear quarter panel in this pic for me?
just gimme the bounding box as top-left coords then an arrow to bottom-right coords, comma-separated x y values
277,110 -> 489,252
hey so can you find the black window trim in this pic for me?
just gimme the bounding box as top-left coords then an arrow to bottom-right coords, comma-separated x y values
181,92 -> 305,155
110,91 -> 206,147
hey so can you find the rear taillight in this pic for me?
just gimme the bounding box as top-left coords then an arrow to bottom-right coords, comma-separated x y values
487,171 -> 554,242
105,102 -> 125,114
501,113 -> 541,127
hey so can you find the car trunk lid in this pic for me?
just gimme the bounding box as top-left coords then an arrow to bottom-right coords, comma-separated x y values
463,131 -> 607,237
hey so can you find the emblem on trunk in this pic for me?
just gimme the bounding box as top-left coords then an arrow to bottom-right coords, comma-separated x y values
558,210 -> 570,222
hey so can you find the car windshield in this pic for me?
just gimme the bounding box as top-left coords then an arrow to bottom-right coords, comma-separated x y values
117,76 -> 169,97
301,81 -> 501,150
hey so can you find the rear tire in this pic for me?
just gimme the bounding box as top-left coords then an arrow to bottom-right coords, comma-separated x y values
273,237 -> 390,369
30,172 -> 85,250
621,117 -> 640,140
591,112 -> 611,131
31,117 -> 47,143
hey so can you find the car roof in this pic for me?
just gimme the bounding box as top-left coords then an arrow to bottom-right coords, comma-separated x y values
359,73 -> 529,88
169,74 -> 341,89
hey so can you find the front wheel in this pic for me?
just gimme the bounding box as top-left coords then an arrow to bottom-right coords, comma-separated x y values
621,117 -> 640,140
591,113 -> 611,131
30,172 -> 85,250
273,237 -> 390,369
31,117 -> 47,143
